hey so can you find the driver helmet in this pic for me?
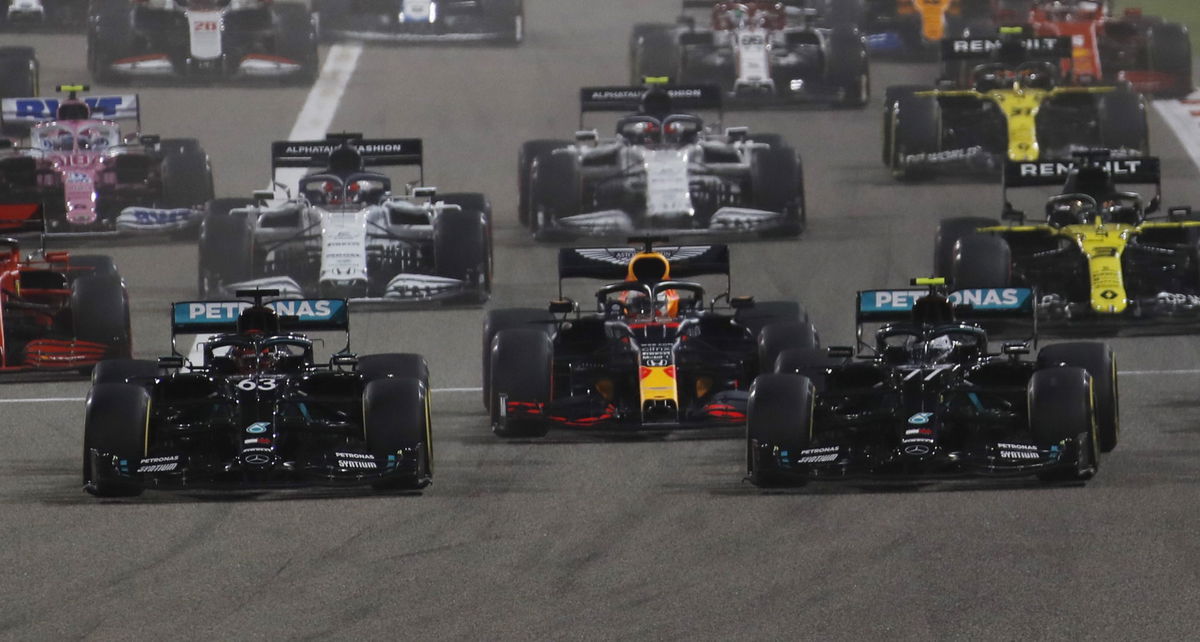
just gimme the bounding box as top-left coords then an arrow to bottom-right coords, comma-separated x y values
327,143 -> 364,175
913,333 -> 958,365
232,339 -> 285,374
321,179 -> 344,206
639,86 -> 673,122
972,64 -> 1013,93
1046,194 -> 1098,226
1016,62 -> 1057,90
55,99 -> 90,121
237,305 -> 280,335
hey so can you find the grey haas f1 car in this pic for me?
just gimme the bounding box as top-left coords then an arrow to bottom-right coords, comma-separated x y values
518,84 -> 805,239
314,0 -> 523,43
83,290 -> 433,496
87,0 -> 317,84
631,0 -> 869,108
199,134 -> 493,304
935,155 -> 1200,331
0,87 -> 214,236
747,279 -> 1119,487
484,238 -> 819,437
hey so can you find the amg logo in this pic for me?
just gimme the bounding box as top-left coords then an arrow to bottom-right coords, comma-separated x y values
1018,160 -> 1144,177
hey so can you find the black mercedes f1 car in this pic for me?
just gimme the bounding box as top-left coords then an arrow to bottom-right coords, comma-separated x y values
483,238 -> 817,436
83,289 -> 433,496
746,279 -> 1119,486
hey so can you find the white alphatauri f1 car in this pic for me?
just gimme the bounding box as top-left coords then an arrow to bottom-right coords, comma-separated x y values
198,134 -> 493,304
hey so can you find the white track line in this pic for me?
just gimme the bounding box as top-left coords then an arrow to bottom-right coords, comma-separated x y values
0,386 -> 482,404
186,43 -> 365,365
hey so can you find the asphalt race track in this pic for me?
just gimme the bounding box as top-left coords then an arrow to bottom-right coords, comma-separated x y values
4,1 -> 1200,638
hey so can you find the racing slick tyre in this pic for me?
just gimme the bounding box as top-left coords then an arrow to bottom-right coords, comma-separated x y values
69,255 -> 119,281
490,328 -> 552,438
890,93 -> 941,181
1147,23 -> 1193,98
433,205 -> 491,302
882,85 -> 929,165
934,217 -> 1000,280
518,140 -> 569,226
197,198 -> 254,297
758,320 -> 819,377
484,0 -> 524,44
0,48 -> 37,131
530,151 -> 581,239
629,23 -> 679,82
482,308 -> 554,408
83,383 -> 148,497
750,147 -> 804,237
1028,367 -> 1099,483
91,359 -> 157,386
440,192 -> 494,296
273,2 -> 319,85
1098,90 -> 1149,155
774,347 -> 843,393
358,353 -> 430,385
950,234 -> 1011,289
827,27 -> 870,109
160,139 -> 215,213
364,378 -> 432,491
87,0 -> 134,84
746,374 -> 814,488
71,273 -> 132,361
1038,342 -> 1119,453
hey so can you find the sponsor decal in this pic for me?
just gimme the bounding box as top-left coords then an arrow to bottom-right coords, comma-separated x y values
136,455 -> 180,473
908,412 -> 933,425
903,146 -> 983,164
949,37 -> 1064,54
1017,159 -> 1144,178
904,444 -> 931,455
3,96 -> 134,120
174,299 -> 344,325
245,422 -> 270,434
338,459 -> 378,470
997,443 -> 1040,461
67,172 -> 89,183
861,288 -> 1031,313
640,342 -> 674,367
796,446 -> 838,464
902,437 -> 936,444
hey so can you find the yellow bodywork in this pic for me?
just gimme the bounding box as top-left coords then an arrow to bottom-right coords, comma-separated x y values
979,220 -> 1200,314
639,366 -> 678,404
918,86 -> 1114,162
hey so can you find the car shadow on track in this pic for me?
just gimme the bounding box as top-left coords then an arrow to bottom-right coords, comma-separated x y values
454,425 -> 743,446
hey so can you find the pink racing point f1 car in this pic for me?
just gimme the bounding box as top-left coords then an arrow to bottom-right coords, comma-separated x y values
0,85 -> 214,236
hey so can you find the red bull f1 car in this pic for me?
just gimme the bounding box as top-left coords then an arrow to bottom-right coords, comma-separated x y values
0,205 -> 131,374
0,86 -> 215,236
83,289 -> 433,496
746,278 -> 1118,486
483,238 -> 818,437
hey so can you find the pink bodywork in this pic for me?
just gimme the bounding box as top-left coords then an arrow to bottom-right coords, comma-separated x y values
29,119 -> 123,226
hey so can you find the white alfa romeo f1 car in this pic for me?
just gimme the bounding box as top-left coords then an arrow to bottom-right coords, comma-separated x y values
198,134 -> 493,304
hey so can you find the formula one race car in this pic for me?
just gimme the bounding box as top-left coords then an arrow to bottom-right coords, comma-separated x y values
630,1 -> 869,108
314,0 -> 523,43
483,238 -> 818,437
0,205 -> 131,375
882,40 -> 1146,179
518,84 -> 805,239
0,87 -> 215,236
993,0 -> 1192,97
746,278 -> 1118,486
82,289 -> 433,496
934,154 -> 1200,329
87,0 -> 317,83
0,0 -> 85,29
856,0 -> 993,56
199,134 -> 492,304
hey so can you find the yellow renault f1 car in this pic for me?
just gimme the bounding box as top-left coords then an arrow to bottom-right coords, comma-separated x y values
934,155 -> 1200,328
883,39 -> 1147,179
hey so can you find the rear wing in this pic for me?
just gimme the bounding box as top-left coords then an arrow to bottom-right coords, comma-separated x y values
940,36 -> 1073,60
579,85 -> 723,113
855,287 -> 1037,347
557,244 -> 731,296
0,94 -> 140,128
170,299 -> 350,335
270,136 -> 424,182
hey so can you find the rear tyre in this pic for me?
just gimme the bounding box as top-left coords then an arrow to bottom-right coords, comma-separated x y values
530,152 -> 581,238
274,2 -> 319,85
83,383 -> 148,497
828,27 -> 869,108
159,139 -> 215,211
629,23 -> 679,82
91,359 -> 157,386
1038,342 -> 1119,453
758,320 -> 819,376
485,0 -> 524,44
1098,90 -> 1148,155
433,205 -> 490,302
746,374 -> 814,487
72,274 -> 131,359
773,347 -> 842,392
890,93 -> 940,180
934,217 -> 999,279
750,147 -> 803,236
950,234 -> 1011,289
0,48 -> 37,136
518,140 -> 569,226
87,0 -> 133,84
364,378 -> 432,490
482,308 -> 553,408
490,328 -> 552,438
1147,22 -> 1193,97
1029,368 -> 1099,482
197,199 -> 254,297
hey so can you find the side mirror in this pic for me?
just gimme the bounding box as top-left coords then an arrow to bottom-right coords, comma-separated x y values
826,346 -> 854,359
1002,203 -> 1025,224
412,186 -> 437,200
730,295 -> 755,310
331,353 -> 358,369
1002,341 -> 1030,356
1168,205 -> 1193,222
1146,194 -> 1161,215
139,134 -> 160,146
549,298 -> 575,314
574,130 -> 599,145
725,126 -> 749,142
157,355 -> 184,370
252,189 -> 274,204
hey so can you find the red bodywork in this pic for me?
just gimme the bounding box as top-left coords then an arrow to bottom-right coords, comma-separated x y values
0,205 -> 127,372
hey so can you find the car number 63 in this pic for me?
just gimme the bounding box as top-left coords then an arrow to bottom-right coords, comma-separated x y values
237,378 -> 278,391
